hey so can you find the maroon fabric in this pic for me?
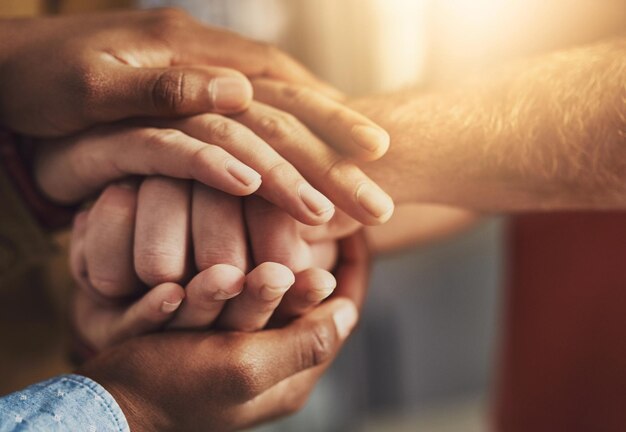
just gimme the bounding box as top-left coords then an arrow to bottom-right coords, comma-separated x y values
0,131 -> 76,230
495,213 -> 626,432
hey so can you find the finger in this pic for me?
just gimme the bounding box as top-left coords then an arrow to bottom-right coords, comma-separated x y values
95,63 -> 253,122
227,297 -> 358,399
309,241 -> 339,271
110,282 -> 185,345
84,182 -> 143,299
273,268 -> 336,322
167,264 -> 245,329
35,125 -> 262,204
244,196 -> 311,271
69,210 -> 90,288
233,102 -> 395,225
253,79 -> 389,161
298,209 -> 361,243
237,366 -> 325,429
171,185 -> 247,329
333,233 -> 371,309
217,262 -> 294,332
191,185 -> 248,273
73,281 -> 184,351
170,21 -> 343,99
134,177 -> 192,287
160,114 -> 336,225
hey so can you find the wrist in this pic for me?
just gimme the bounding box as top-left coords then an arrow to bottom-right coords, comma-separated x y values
79,356 -> 158,432
348,96 -> 425,205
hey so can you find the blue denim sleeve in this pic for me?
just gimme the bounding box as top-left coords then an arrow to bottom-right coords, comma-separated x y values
0,374 -> 129,432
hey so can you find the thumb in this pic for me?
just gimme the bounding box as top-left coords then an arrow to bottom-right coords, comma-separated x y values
245,298 -> 358,395
97,65 -> 253,121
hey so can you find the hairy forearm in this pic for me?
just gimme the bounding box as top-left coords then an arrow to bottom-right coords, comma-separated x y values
354,37 -> 626,211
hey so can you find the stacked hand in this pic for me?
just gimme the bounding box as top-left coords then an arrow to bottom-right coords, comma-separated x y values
70,179 -> 371,431
0,8 -> 392,431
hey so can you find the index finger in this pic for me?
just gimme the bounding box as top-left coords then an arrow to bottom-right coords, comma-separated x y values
332,232 -> 371,309
253,79 -> 389,161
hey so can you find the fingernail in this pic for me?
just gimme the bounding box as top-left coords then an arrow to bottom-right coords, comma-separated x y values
114,179 -> 138,190
209,76 -> 253,111
306,286 -> 335,302
333,302 -> 358,339
225,159 -> 262,187
298,183 -> 335,217
351,125 -> 390,153
213,288 -> 242,301
260,284 -> 291,301
355,182 -> 394,221
161,299 -> 182,313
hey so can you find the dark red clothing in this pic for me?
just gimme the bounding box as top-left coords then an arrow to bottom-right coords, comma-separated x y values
496,213 -> 626,432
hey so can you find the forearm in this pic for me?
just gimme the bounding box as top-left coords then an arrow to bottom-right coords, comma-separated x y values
353,37 -> 626,211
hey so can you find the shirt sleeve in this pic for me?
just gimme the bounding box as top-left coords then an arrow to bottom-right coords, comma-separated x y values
0,374 -> 129,432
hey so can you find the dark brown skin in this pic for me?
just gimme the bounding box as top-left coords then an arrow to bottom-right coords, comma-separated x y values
0,8 -> 338,137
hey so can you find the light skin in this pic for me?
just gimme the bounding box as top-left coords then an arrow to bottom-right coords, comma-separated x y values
33,89 -> 394,227
350,37 -> 626,212
253,37 -> 626,249
70,181 -> 338,349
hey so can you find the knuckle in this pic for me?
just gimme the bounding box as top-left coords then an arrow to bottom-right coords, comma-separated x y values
87,276 -> 122,298
148,7 -> 190,33
280,84 -> 310,105
135,250 -> 186,285
144,128 -> 185,149
204,117 -> 244,142
327,106 -> 348,125
257,111 -> 301,141
263,161 -> 296,185
195,245 -> 247,272
253,245 -> 302,270
299,321 -> 336,369
255,40 -> 278,60
150,70 -> 186,113
324,157 -> 357,181
97,185 -> 138,214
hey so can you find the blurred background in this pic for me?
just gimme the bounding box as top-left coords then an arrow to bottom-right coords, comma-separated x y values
1,0 -> 624,430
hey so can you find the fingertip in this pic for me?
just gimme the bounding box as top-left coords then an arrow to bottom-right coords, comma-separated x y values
331,298 -> 359,339
224,159 -> 263,195
209,75 -> 254,113
248,262 -> 296,289
205,264 -> 246,295
152,282 -> 186,314
302,269 -> 336,302
350,125 -> 390,161
355,183 -> 395,225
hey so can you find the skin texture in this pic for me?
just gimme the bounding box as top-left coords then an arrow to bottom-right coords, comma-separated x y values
71,180 -> 338,350
0,8 -> 342,137
350,38 -> 626,211
77,234 -> 369,432
34,84 -> 393,226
